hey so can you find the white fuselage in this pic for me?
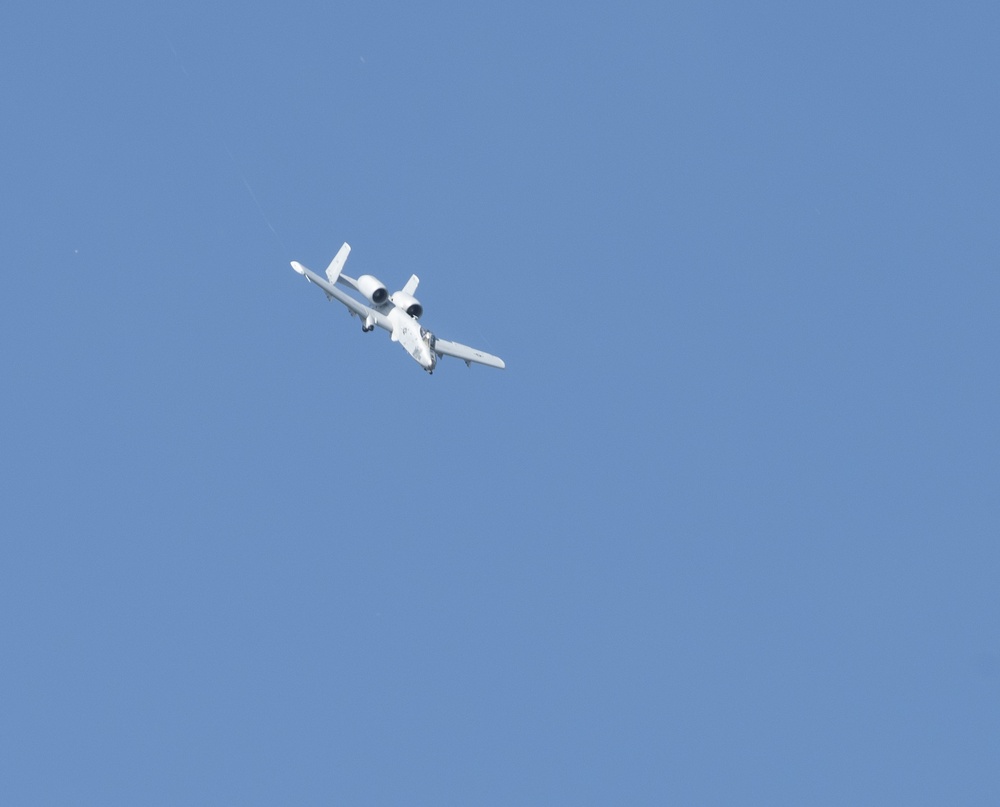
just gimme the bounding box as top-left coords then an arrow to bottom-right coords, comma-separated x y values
387,307 -> 437,373
291,247 -> 504,372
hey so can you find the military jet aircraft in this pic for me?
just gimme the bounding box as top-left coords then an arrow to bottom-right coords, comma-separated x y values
290,243 -> 505,374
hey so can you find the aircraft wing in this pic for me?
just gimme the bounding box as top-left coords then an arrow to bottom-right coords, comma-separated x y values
433,337 -> 506,369
290,261 -> 392,332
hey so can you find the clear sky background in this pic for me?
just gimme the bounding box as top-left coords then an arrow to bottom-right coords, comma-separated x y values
2,1 -> 998,804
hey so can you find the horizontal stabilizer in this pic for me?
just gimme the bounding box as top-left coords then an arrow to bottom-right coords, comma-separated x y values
326,242 -> 351,284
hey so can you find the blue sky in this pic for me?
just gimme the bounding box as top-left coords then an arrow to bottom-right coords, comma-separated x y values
2,1 -> 998,804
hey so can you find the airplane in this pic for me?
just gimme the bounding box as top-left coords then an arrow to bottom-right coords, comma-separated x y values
290,243 -> 505,374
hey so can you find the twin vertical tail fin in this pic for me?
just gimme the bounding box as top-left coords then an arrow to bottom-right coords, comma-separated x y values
325,242 -> 351,284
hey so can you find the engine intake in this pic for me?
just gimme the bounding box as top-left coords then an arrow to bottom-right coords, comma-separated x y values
356,275 -> 388,305
391,291 -> 423,319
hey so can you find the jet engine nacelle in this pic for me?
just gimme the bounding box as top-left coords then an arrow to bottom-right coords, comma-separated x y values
391,291 -> 423,319
356,274 -> 389,306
